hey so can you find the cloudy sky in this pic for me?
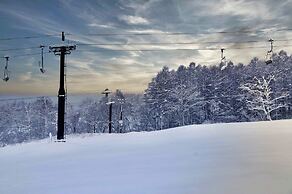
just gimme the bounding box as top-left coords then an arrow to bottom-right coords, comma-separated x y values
0,0 -> 291,95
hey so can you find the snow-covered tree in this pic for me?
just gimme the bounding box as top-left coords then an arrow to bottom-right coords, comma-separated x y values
1,50 -> 292,147
241,75 -> 289,121
78,98 -> 101,133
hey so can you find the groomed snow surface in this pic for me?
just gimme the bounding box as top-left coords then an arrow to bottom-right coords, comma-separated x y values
1,120 -> 292,194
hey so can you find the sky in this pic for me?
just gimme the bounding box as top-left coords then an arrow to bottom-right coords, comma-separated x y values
0,0 -> 291,95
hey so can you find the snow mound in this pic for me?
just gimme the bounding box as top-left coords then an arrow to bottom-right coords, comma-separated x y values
1,120 -> 292,194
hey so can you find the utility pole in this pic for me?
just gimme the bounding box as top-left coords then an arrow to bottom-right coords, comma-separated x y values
49,32 -> 76,140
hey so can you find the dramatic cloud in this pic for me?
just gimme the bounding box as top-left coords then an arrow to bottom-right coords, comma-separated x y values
0,0 -> 291,95
119,15 -> 150,25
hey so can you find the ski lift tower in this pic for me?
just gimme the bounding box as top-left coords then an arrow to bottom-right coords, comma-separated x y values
49,32 -> 76,141
102,88 -> 115,133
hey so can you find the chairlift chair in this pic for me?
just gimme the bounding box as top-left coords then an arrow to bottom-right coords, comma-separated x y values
39,45 -> 45,73
39,61 -> 45,73
265,39 -> 274,65
3,69 -> 9,82
220,48 -> 227,70
3,56 -> 9,82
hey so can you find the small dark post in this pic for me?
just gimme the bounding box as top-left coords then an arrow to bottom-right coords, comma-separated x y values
109,103 -> 113,133
119,105 -> 123,133
118,98 -> 124,133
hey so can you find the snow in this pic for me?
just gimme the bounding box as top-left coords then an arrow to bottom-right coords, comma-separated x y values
1,120 -> 292,194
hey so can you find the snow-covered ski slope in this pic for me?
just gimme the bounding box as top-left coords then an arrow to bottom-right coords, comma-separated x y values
1,120 -> 292,194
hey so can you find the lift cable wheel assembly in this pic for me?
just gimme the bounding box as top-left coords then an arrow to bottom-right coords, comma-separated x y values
265,38 -> 274,65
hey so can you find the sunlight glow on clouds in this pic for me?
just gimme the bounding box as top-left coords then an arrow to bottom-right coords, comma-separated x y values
0,0 -> 291,95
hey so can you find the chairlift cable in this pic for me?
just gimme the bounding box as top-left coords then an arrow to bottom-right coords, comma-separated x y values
75,38 -> 292,46
1,51 -> 50,58
73,28 -> 292,37
0,34 -> 60,41
0,27 -> 292,42
76,44 -> 292,52
0,46 -> 42,52
0,37 -> 292,55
